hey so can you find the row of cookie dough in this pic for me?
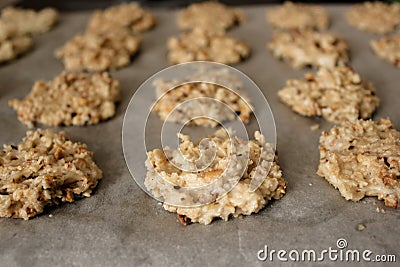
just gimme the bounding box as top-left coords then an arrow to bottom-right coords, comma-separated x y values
266,2 -> 400,69
267,1 -> 400,34
0,3 -> 157,219
55,2 -> 155,72
0,6 -> 58,63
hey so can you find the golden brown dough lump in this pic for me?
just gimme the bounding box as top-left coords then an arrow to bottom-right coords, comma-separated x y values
318,118 -> 400,208
177,1 -> 244,32
55,29 -> 142,72
9,72 -> 120,127
267,1 -> 329,31
278,67 -> 379,123
86,2 -> 156,33
346,2 -> 400,34
0,129 -> 102,220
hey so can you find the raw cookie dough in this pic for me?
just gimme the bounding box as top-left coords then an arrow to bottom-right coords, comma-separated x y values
317,118 -> 400,208
268,30 -> 349,69
177,1 -> 244,32
55,29 -> 142,71
167,28 -> 250,64
0,129 -> 102,220
370,35 -> 400,68
346,2 -> 400,34
267,1 -> 329,31
278,67 -> 379,123
0,6 -> 58,38
0,35 -> 32,63
86,2 -> 155,33
9,72 -> 120,127
153,78 -> 252,127
144,128 -> 287,225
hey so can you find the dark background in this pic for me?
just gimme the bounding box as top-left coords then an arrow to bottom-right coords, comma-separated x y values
12,0 -> 385,11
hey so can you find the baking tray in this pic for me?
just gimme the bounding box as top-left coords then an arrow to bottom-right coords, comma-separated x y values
0,5 -> 399,267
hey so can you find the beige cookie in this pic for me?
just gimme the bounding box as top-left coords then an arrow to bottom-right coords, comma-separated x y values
167,28 -> 250,65
153,78 -> 252,127
0,6 -> 58,37
55,29 -> 142,71
267,1 -> 329,31
370,35 -> 400,68
9,72 -> 120,127
318,118 -> 400,208
177,1 -> 244,32
144,128 -> 287,225
86,2 -> 155,33
0,35 -> 32,63
0,129 -> 102,220
268,30 -> 349,69
346,2 -> 400,34
278,67 -> 379,123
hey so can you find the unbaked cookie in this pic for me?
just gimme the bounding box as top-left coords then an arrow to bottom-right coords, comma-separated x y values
86,2 -> 155,33
346,2 -> 400,34
278,67 -> 379,123
0,129 -> 102,220
0,6 -> 58,38
317,118 -> 400,208
9,72 -> 120,127
144,128 -> 287,225
370,35 -> 400,68
268,30 -> 349,69
0,35 -> 32,63
177,1 -> 244,32
267,1 -> 329,31
167,28 -> 250,64
153,78 -> 252,127
55,29 -> 142,71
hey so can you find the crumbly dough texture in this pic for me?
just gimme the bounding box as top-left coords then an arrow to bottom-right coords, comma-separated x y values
0,35 -> 32,63
86,2 -> 156,33
177,1 -> 244,32
9,72 -> 120,127
317,118 -> 400,208
144,128 -> 287,225
167,28 -> 250,64
278,67 -> 379,123
268,30 -> 349,69
346,2 -> 400,34
267,1 -> 329,31
55,29 -> 142,71
370,35 -> 400,68
0,6 -> 58,39
0,129 -> 103,220
153,78 -> 252,127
